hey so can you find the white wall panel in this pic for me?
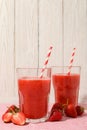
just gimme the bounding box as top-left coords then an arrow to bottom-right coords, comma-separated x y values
63,0 -> 87,103
0,0 -> 87,103
15,0 -> 38,68
0,0 -> 15,102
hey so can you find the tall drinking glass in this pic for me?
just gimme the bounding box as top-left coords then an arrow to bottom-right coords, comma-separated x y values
52,66 -> 81,105
16,68 -> 51,123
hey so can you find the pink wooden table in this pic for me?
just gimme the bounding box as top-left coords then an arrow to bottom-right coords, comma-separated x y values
0,104 -> 87,130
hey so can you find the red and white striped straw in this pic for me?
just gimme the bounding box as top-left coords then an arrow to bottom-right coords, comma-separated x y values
40,45 -> 53,78
68,48 -> 76,75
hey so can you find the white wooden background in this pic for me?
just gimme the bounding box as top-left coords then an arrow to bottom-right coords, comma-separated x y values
0,0 -> 87,104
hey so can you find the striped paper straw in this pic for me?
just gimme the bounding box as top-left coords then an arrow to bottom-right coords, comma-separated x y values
68,48 -> 76,75
40,45 -> 53,78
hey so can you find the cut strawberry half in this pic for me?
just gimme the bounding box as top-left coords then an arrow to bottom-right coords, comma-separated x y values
11,112 -> 26,125
2,112 -> 12,123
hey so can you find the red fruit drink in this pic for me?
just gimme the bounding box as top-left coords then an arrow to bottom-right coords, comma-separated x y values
52,73 -> 80,105
18,77 -> 50,119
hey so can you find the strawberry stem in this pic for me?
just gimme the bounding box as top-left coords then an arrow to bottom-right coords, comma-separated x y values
7,106 -> 16,114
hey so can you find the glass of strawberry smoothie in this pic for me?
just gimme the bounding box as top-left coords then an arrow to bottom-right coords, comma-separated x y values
16,68 -> 51,123
52,66 -> 81,106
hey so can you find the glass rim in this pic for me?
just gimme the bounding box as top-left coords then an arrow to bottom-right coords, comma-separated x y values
16,67 -> 51,70
52,66 -> 81,68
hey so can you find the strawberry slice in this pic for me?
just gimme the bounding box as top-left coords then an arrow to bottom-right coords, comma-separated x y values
65,104 -> 77,118
76,105 -> 84,116
2,112 -> 12,123
11,112 -> 26,125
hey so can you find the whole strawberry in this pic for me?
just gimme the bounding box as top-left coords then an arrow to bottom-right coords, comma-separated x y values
65,103 -> 77,118
76,105 -> 84,116
51,103 -> 63,112
5,105 -> 19,113
8,105 -> 19,113
48,110 -> 62,121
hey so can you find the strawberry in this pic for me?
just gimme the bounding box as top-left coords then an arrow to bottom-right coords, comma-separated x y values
4,105 -> 19,114
65,104 -> 77,118
11,112 -> 26,125
2,112 -> 12,123
51,103 -> 63,114
8,105 -> 19,113
76,105 -> 84,116
2,105 -> 26,125
48,110 -> 62,121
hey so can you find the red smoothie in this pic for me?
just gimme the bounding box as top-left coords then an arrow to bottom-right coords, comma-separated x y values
18,77 -> 50,119
52,73 -> 80,105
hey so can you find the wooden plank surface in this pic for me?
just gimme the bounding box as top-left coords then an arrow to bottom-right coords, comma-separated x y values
39,0 -> 63,102
39,0 -> 63,67
0,0 -> 15,102
0,0 -> 87,103
15,0 -> 38,68
63,0 -> 87,103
